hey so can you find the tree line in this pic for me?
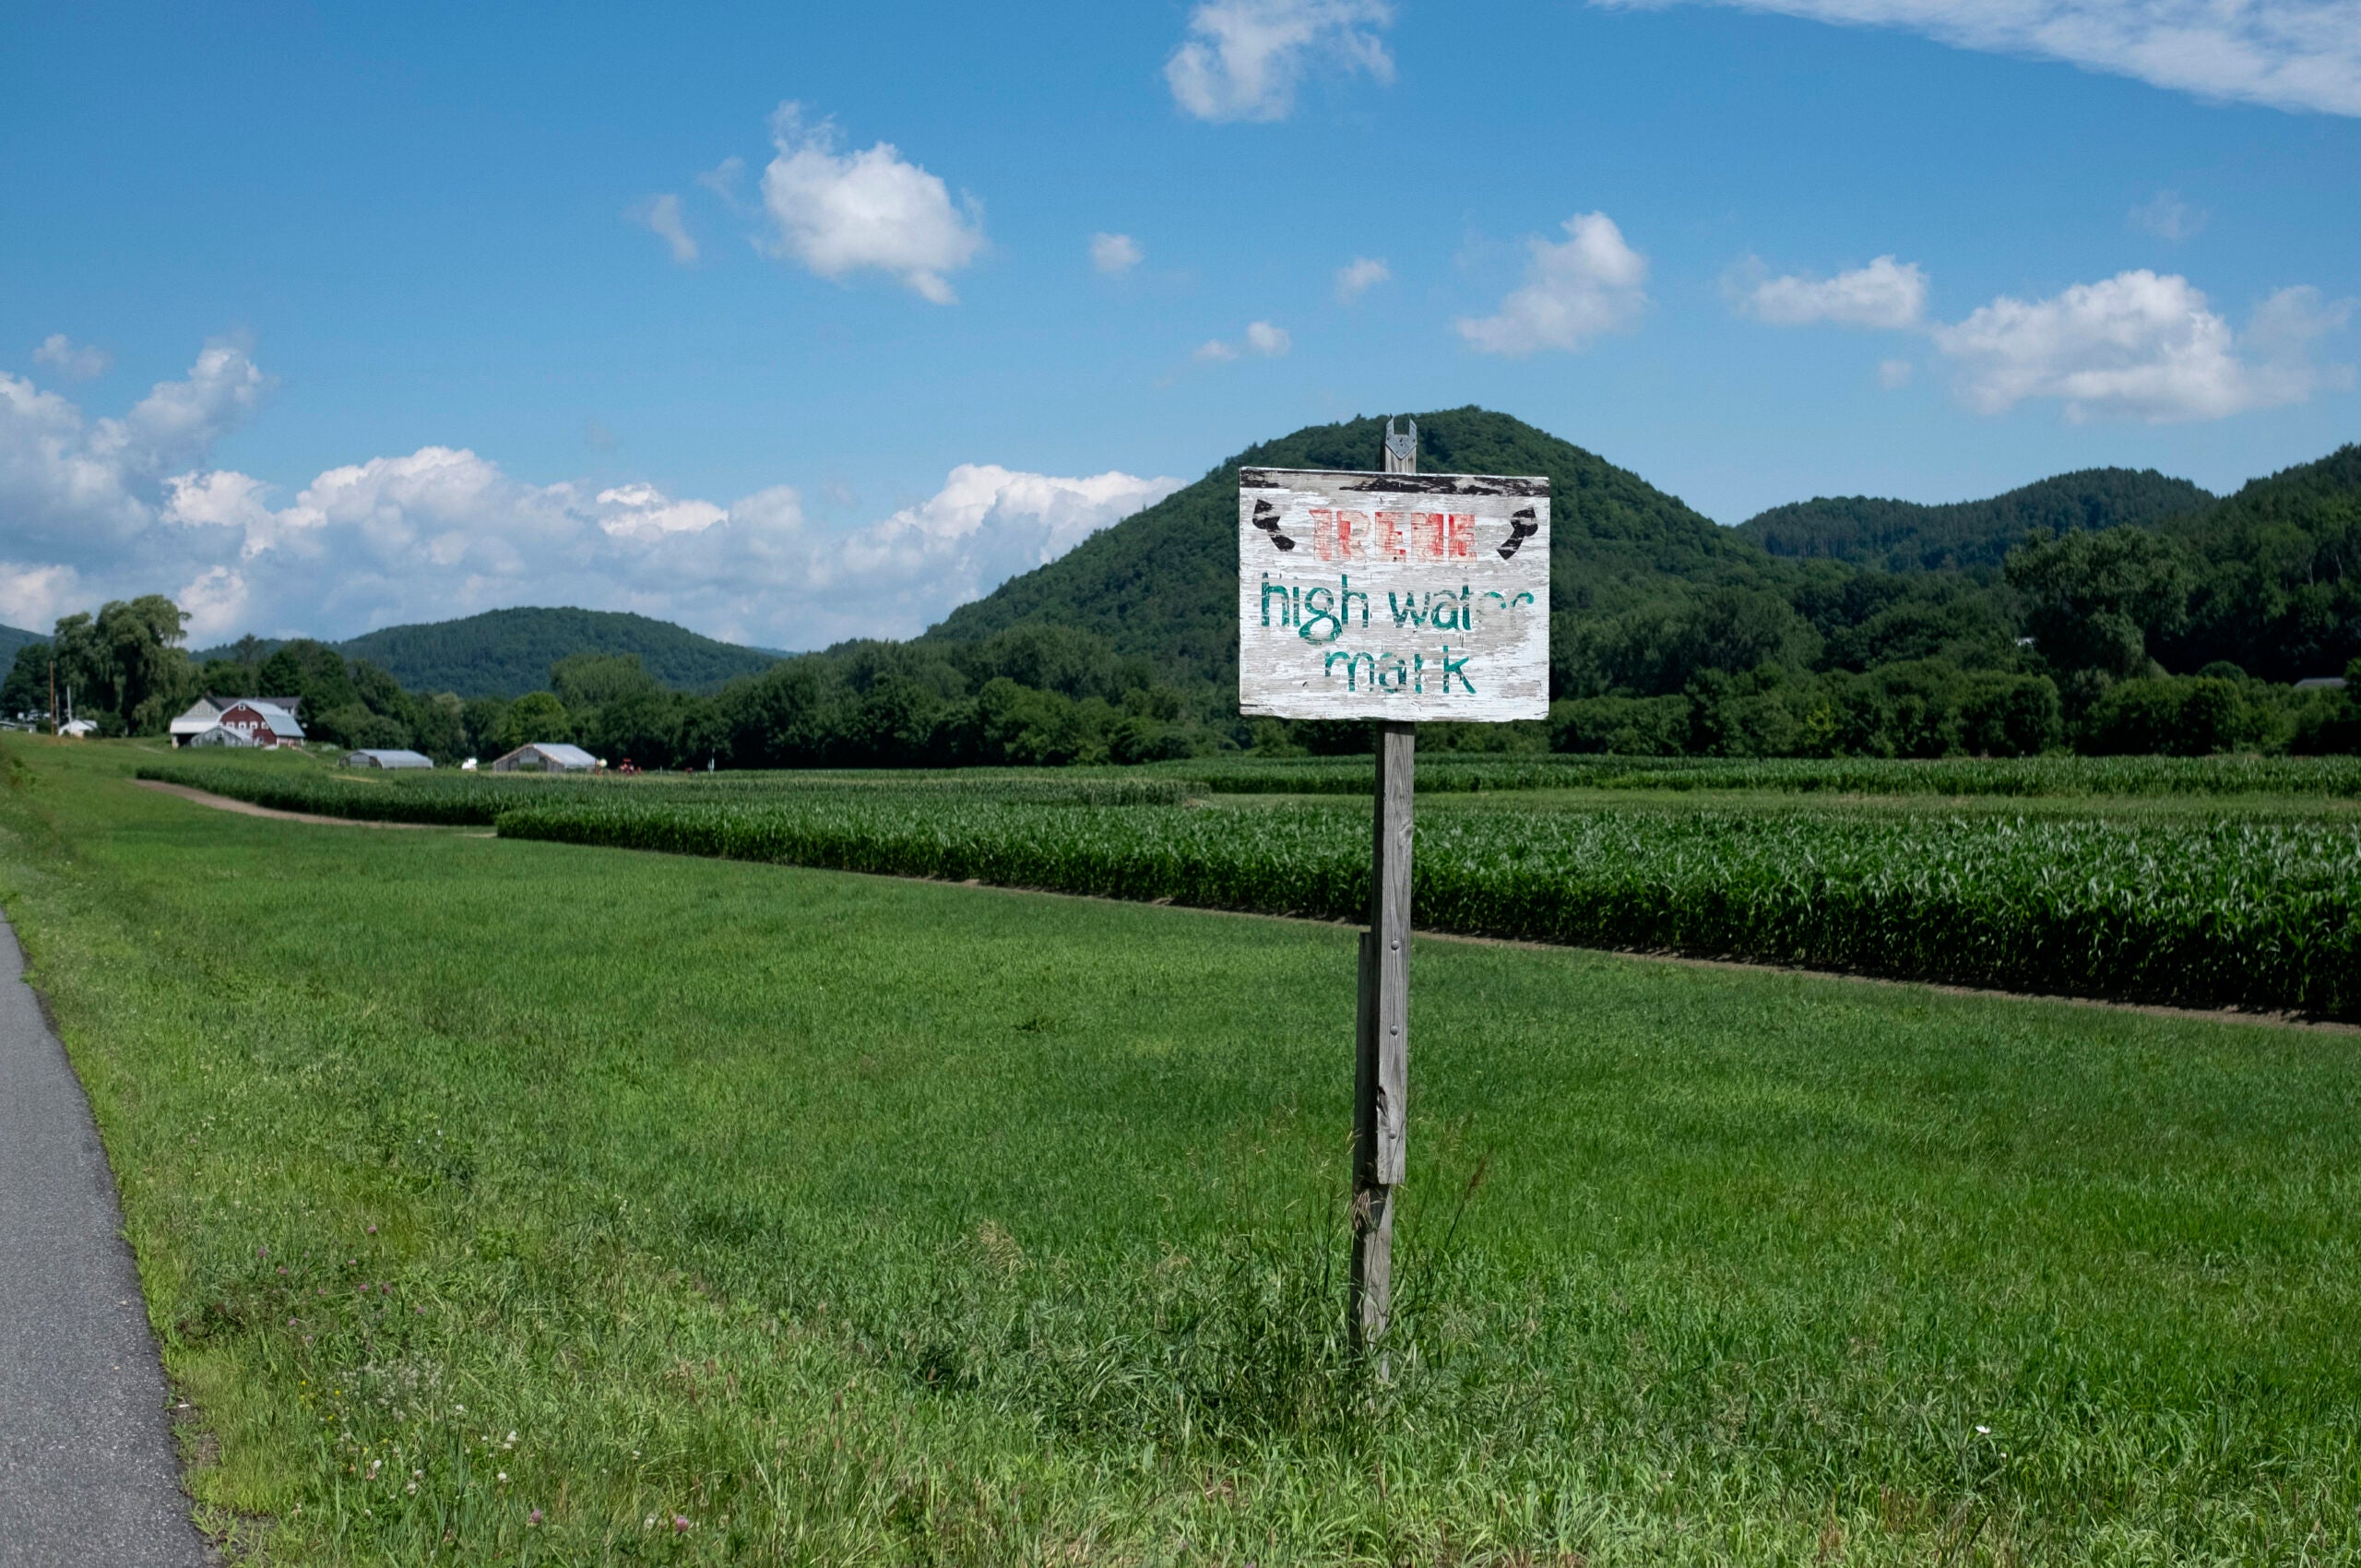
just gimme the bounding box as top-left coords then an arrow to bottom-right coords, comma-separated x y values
9,508 -> 2357,766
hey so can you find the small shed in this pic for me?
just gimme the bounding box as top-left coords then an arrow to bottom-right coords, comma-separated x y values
489,742 -> 599,773
347,749 -> 434,769
169,697 -> 224,744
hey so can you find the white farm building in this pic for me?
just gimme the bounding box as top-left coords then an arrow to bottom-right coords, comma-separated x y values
489,742 -> 599,773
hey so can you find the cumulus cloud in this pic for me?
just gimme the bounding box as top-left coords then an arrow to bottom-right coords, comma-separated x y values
2130,189 -> 2208,241
759,103 -> 985,303
1195,321 -> 1291,362
0,339 -> 266,553
1457,213 -> 1650,355
629,194 -> 699,264
1166,0 -> 1395,121
0,337 -> 1181,648
1739,255 -> 1929,327
31,334 -> 111,380
0,563 -> 82,632
1588,0 -> 2361,117
177,565 -> 250,641
1090,232 -> 1145,275
1335,256 -> 1390,302
1930,270 -> 2353,421
594,482 -> 729,540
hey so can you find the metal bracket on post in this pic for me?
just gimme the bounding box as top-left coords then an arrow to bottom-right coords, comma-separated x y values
1382,416 -> 1418,475
1352,418 -> 1418,1358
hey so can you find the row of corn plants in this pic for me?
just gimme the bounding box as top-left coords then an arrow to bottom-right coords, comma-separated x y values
133,762 -> 1187,823
1145,752 -> 2361,797
495,793 -> 2361,1017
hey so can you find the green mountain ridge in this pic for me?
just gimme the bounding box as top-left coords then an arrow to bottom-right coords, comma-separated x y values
922,407 -> 1761,690
0,624 -> 47,663
196,608 -> 785,697
1735,469 -> 2216,572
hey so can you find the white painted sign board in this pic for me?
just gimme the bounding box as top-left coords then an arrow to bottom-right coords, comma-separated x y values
1237,468 -> 1550,720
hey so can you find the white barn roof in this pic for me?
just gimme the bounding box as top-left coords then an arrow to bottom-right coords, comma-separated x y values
492,742 -> 599,771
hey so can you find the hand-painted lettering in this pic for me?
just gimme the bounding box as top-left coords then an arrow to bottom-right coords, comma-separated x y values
1261,575 -> 1294,628
1441,645 -> 1474,695
1299,586 -> 1342,643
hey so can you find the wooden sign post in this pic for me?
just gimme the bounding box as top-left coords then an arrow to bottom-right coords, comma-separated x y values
1236,420 -> 1549,1350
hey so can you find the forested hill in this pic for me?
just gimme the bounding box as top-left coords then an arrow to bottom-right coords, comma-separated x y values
329,608 -> 781,696
921,407 -> 1761,687
2158,444 -> 2361,682
1735,469 -> 2213,572
0,624 -> 46,662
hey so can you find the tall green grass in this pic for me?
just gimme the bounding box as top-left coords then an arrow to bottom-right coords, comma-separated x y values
8,739 -> 2361,1563
495,793 -> 2361,1017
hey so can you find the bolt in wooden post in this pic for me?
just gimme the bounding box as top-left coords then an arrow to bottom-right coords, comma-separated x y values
1351,419 -> 1418,1354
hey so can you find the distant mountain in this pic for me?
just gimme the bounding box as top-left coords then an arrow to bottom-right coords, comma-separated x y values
199,607 -> 783,696
921,407 -> 1767,686
1735,469 -> 2214,572
0,624 -> 46,662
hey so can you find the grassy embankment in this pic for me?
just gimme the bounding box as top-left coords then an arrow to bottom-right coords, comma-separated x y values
136,754 -> 2361,1017
9,738 -> 2361,1563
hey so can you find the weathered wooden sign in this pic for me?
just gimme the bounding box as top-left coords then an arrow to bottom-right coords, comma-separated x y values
1236,468 -> 1550,720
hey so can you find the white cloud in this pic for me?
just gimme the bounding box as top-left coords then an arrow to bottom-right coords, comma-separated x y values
0,563 -> 82,632
594,482 -> 729,540
1878,357 -> 1916,388
1166,0 -> 1395,121
629,194 -> 698,264
1930,270 -> 2353,421
1740,255 -> 1928,328
1335,256 -> 1390,302
1589,0 -> 2361,117
1456,213 -> 1650,356
0,340 -> 266,554
758,102 -> 985,303
696,156 -> 749,208
178,565 -> 250,641
7,338 -> 1185,648
1090,232 -> 1145,275
1195,321 -> 1291,362
2130,189 -> 2208,241
32,334 -> 111,380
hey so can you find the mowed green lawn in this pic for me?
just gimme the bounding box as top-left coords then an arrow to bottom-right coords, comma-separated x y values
5,740 -> 2359,1565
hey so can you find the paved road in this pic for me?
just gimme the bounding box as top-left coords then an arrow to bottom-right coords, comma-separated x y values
0,912 -> 206,1567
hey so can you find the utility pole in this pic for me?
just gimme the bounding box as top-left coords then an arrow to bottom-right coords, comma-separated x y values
1350,416 -> 1418,1355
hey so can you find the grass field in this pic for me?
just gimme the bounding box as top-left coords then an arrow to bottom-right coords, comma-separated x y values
131,754 -> 2361,1017
9,738 -> 2361,1563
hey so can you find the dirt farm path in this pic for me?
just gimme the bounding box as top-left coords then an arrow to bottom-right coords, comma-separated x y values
136,778 -> 441,827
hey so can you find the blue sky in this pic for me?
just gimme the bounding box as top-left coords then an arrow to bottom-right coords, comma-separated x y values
3,0 -> 2355,648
